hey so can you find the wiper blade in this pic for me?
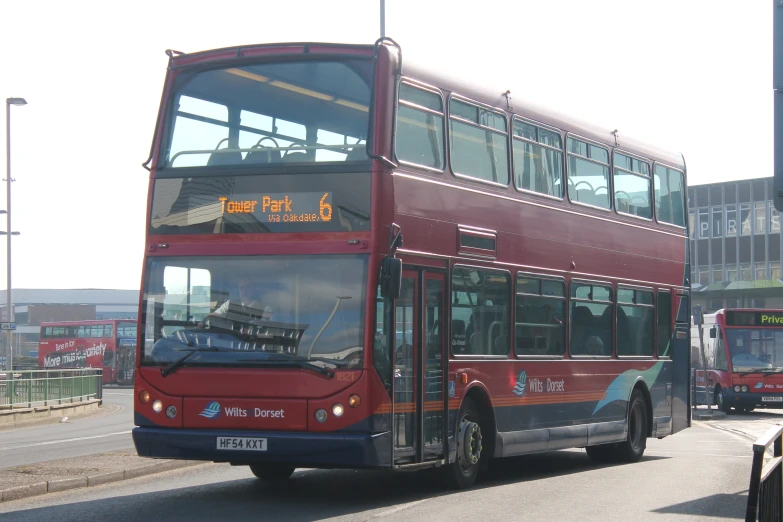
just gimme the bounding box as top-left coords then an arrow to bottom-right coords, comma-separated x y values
235,359 -> 335,378
161,347 -> 222,377
736,367 -> 775,376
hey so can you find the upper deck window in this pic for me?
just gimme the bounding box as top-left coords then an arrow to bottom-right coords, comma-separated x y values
567,138 -> 610,209
613,152 -> 652,219
395,82 -> 445,170
654,165 -> 686,227
449,98 -> 508,185
163,60 -> 372,168
512,120 -> 563,198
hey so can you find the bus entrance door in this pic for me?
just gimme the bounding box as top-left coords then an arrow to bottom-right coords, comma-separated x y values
393,269 -> 446,465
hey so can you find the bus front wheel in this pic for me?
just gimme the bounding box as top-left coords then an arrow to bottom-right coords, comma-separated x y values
446,398 -> 482,489
716,387 -> 731,413
249,463 -> 295,484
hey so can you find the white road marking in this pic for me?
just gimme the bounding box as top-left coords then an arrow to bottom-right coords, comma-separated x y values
371,499 -> 430,519
0,430 -> 132,451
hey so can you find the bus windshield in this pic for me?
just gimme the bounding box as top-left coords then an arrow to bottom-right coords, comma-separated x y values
141,255 -> 367,369
727,328 -> 783,371
162,59 -> 372,169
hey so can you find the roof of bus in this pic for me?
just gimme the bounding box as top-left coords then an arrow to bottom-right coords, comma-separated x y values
40,320 -> 138,326
400,59 -> 686,171
167,40 -> 686,171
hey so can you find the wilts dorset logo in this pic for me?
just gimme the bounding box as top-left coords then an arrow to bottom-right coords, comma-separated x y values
513,370 -> 527,397
199,401 -> 221,419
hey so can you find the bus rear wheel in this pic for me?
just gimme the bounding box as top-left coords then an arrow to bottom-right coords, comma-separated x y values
248,463 -> 295,484
614,390 -> 647,463
445,398 -> 483,489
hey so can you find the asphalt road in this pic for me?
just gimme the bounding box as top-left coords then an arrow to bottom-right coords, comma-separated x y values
0,388 -> 134,469
0,417 -> 762,522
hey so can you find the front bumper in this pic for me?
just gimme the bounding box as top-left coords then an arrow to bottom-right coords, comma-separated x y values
725,390 -> 783,409
132,426 -> 392,468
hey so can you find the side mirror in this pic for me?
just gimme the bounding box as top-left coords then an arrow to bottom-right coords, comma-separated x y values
709,326 -> 717,339
380,257 -> 402,299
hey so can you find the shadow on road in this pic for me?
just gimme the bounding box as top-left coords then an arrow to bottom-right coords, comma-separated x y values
651,490 -> 747,519
1,451 -> 671,522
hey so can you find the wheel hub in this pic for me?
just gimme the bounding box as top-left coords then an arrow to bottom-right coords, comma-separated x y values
458,419 -> 482,469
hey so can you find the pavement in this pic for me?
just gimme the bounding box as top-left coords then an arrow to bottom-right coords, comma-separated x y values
0,449 -> 204,502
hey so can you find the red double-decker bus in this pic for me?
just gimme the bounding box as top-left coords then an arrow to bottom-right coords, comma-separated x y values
39,320 -> 138,384
133,39 -> 691,488
694,309 -> 783,413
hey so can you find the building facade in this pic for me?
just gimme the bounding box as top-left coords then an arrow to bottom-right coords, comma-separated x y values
688,176 -> 783,312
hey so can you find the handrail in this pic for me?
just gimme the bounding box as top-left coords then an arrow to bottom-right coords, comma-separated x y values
0,368 -> 103,410
746,422 -> 783,521
169,143 -> 366,164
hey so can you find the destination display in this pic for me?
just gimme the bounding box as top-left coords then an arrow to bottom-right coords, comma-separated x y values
218,192 -> 332,223
725,310 -> 783,327
149,173 -> 370,235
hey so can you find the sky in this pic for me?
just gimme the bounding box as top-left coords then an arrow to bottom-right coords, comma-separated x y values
0,0 -> 773,290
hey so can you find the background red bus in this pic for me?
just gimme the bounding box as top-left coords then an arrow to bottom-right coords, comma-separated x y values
39,320 -> 138,384
694,309 -> 783,413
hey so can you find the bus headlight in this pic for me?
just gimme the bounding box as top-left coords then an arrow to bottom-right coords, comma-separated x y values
314,409 -> 327,423
139,390 -> 150,404
332,404 -> 344,417
741,385 -> 749,393
166,405 -> 178,419
734,386 -> 741,393
152,400 -> 163,413
348,395 -> 361,408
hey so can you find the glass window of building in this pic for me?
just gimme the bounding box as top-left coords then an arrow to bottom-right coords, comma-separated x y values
699,208 -> 709,238
712,266 -> 723,283
711,206 -> 722,237
726,204 -> 737,237
755,202 -> 767,234
688,210 -> 696,239
741,263 -> 752,281
770,201 -> 781,234
740,203 -> 752,235
726,265 -> 738,282
772,262 -> 781,280
699,266 -> 709,286
756,262 -> 768,280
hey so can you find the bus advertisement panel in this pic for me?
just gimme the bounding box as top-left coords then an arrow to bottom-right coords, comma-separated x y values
695,309 -> 783,412
132,40 -> 690,489
39,320 -> 139,384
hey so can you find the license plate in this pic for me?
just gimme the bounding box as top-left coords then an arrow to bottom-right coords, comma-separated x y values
762,397 -> 783,402
216,437 -> 267,451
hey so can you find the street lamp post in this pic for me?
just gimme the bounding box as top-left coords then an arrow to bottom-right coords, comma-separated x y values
5,97 -> 26,371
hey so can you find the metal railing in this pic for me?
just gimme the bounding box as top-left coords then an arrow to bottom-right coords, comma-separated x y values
746,422 -> 783,521
0,368 -> 102,410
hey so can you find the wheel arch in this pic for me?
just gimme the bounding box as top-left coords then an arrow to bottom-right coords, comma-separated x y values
629,379 -> 653,438
461,382 -> 498,460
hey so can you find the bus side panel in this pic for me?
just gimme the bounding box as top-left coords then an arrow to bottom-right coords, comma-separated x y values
672,320 -> 691,433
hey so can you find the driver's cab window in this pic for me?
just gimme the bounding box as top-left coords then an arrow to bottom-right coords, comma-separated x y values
715,326 -> 728,370
161,266 -> 212,336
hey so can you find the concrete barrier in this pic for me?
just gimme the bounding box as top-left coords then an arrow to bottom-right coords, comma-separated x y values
0,399 -> 102,429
